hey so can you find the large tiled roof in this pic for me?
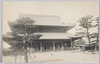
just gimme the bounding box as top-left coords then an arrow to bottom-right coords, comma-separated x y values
19,14 -> 74,26
8,14 -> 75,33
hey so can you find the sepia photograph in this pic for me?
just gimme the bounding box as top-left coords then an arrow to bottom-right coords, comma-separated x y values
2,1 -> 99,63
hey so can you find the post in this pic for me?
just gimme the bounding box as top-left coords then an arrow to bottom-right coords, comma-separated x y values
61,42 -> 64,51
40,42 -> 42,52
53,42 -> 55,51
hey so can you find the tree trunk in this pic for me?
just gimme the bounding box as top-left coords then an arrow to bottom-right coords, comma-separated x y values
86,27 -> 93,52
86,28 -> 90,44
95,37 -> 99,51
25,46 -> 28,63
23,40 -> 28,63
15,56 -> 17,63
95,25 -> 99,51
15,52 -> 18,63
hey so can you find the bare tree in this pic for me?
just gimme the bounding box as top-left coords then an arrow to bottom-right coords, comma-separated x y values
77,15 -> 94,44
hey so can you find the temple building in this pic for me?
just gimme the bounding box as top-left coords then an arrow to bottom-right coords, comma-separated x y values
3,14 -> 82,52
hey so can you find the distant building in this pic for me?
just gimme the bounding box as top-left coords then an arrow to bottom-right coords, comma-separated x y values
3,14 -> 82,52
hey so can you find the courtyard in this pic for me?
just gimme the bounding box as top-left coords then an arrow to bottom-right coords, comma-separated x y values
3,50 -> 99,63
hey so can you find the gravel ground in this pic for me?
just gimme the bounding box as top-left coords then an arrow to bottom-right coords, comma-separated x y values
2,50 -> 99,63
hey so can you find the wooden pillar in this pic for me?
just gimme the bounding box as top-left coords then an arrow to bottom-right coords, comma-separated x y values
58,44 -> 60,50
40,42 -> 42,52
70,38 -> 73,49
61,42 -> 64,51
53,42 -> 55,51
50,44 -> 52,50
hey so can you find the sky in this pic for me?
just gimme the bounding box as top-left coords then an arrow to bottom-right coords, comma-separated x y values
3,1 -> 99,34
